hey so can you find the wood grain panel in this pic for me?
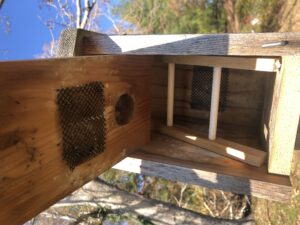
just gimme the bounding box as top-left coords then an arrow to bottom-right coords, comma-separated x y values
0,55 -> 153,225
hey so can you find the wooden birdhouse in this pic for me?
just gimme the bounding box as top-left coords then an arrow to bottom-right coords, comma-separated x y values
0,29 -> 299,224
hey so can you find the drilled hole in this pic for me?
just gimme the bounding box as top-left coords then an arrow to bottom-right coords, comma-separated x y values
115,94 -> 134,125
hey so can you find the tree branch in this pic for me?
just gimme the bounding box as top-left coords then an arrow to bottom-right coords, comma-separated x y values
0,0 -> 5,10
76,0 -> 82,28
80,0 -> 97,29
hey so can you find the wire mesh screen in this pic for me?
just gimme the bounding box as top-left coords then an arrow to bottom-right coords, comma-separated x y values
191,66 -> 229,112
56,82 -> 106,170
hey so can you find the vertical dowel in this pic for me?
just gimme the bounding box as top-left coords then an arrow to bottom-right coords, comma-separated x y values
209,67 -> 222,140
167,63 -> 175,126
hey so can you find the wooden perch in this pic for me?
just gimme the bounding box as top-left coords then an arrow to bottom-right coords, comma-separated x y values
113,133 -> 292,202
159,125 -> 266,167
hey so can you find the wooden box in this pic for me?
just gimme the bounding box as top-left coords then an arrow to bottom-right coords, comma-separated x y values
0,29 -> 299,224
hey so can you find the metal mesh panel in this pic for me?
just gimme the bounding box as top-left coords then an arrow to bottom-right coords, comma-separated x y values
56,82 -> 106,170
191,66 -> 229,112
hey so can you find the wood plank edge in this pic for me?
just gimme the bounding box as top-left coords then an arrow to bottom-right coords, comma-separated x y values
64,29 -> 300,56
162,56 -> 279,72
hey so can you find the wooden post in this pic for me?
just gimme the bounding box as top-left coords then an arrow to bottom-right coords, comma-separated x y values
167,63 -> 175,126
267,56 -> 300,175
209,67 -> 222,140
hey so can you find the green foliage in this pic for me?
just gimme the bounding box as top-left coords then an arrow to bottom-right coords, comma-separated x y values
136,215 -> 155,225
73,205 -> 155,225
235,0 -> 283,32
258,0 -> 283,32
101,169 -> 139,193
114,0 -> 283,34
114,0 -> 226,34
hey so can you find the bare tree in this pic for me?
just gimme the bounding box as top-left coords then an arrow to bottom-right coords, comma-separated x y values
37,0 -> 120,58
0,0 -> 10,59
40,0 -> 100,30
0,0 -> 9,33
0,15 -> 10,33
76,0 -> 97,28
38,0 -> 98,57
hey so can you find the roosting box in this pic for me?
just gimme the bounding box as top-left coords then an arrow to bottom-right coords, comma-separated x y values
0,29 -> 299,224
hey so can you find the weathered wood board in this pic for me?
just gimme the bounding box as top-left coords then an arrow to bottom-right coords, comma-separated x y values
0,55 -> 153,225
265,56 -> 300,175
114,133 -> 292,202
59,29 -> 300,57
159,125 -> 266,167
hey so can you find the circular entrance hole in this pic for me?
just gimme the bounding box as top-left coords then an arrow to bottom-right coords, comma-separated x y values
115,94 -> 134,125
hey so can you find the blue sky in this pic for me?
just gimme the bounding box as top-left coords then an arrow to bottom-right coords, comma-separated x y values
0,0 -> 115,61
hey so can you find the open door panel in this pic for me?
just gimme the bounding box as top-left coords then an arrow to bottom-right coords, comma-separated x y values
0,55 -> 153,225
